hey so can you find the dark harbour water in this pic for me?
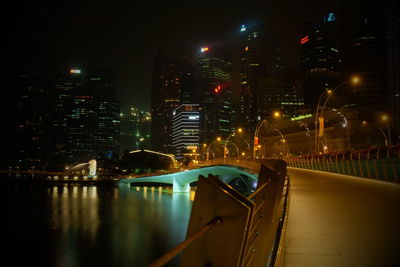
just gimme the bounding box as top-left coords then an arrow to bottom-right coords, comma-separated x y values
2,180 -> 193,267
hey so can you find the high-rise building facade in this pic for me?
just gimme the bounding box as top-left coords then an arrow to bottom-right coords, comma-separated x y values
151,52 -> 194,153
65,85 -> 98,163
257,77 -> 304,118
13,63 -> 52,169
301,11 -> 341,107
87,67 -> 120,163
239,25 -> 269,136
52,67 -> 120,167
52,68 -> 85,166
340,0 -> 399,135
196,46 -> 234,144
172,104 -> 201,159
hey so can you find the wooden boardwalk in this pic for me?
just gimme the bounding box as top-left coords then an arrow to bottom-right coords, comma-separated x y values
285,168 -> 400,267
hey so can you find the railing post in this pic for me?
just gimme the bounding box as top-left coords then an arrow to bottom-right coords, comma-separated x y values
180,175 -> 253,266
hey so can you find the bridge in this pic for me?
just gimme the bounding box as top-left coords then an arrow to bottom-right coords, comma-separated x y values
120,165 -> 258,193
124,157 -> 400,266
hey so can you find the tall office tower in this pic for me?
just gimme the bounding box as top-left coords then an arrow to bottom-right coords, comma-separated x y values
301,11 -> 341,107
87,67 -> 120,163
257,77 -> 304,118
65,84 -> 98,163
172,104 -> 201,159
151,52 -> 194,153
52,68 -> 85,167
239,24 -> 268,137
52,67 -> 120,167
341,0 -> 400,134
13,63 -> 52,169
196,46 -> 233,144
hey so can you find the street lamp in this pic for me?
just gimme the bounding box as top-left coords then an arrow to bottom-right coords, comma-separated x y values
380,114 -> 391,146
253,111 -> 281,158
224,128 -> 243,159
274,128 -> 288,158
314,76 -> 360,154
362,120 -> 389,146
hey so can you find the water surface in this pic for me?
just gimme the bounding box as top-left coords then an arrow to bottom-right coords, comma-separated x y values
3,181 -> 192,267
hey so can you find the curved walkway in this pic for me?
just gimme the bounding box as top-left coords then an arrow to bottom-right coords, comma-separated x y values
285,167 -> 400,267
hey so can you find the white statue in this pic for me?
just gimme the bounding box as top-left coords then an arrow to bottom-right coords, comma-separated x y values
88,159 -> 97,177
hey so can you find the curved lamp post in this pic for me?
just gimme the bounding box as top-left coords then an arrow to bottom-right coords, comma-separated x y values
273,128 -> 288,158
224,128 -> 243,159
314,76 -> 360,154
253,111 -> 281,158
362,120 -> 389,146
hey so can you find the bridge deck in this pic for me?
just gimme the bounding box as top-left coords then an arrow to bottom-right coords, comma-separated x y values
285,168 -> 400,267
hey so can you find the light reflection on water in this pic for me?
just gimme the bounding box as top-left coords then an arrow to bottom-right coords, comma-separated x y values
5,182 -> 193,267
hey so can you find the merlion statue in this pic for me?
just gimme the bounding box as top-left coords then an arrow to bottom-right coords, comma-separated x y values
88,159 -> 97,177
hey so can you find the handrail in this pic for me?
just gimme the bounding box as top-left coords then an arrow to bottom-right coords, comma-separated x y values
272,178 -> 291,267
147,159 -> 289,267
148,216 -> 222,267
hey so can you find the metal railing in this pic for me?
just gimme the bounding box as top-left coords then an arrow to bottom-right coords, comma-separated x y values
148,159 -> 290,267
287,145 -> 400,182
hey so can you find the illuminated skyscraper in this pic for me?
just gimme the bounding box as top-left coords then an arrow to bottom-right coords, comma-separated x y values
52,68 -> 85,166
239,25 -> 268,138
172,104 -> 201,159
151,52 -> 194,153
257,76 -> 303,118
87,67 -> 120,163
300,11 -> 341,107
52,67 -> 120,166
196,46 -> 233,144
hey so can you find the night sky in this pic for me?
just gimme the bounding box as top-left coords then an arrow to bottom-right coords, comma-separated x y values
6,0 -> 339,111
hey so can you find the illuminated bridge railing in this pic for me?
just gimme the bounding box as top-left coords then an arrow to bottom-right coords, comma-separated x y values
287,144 -> 400,182
149,159 -> 290,267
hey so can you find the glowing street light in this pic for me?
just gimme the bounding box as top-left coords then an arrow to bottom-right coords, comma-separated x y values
315,76 -> 361,154
380,114 -> 391,146
224,128 -> 244,159
253,111 -> 282,158
361,120 -> 389,146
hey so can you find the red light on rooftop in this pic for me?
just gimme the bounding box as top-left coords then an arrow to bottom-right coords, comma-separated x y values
300,36 -> 309,45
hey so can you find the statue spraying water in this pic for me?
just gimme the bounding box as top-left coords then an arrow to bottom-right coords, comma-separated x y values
88,159 -> 97,177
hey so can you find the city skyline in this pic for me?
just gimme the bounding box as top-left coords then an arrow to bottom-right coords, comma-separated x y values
5,0 -> 339,111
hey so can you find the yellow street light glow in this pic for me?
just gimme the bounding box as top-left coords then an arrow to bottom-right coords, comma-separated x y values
362,120 -> 367,125
352,76 -> 360,84
237,128 -> 243,133
203,143 -> 207,147
241,152 -> 245,156
381,114 -> 389,122
217,137 -> 221,141
273,111 -> 281,118
192,149 -> 196,153
327,89 -> 332,94
258,145 -> 261,148
282,139 -> 286,143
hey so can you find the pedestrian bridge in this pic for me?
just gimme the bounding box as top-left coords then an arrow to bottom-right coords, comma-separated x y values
124,158 -> 400,266
120,165 -> 258,193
